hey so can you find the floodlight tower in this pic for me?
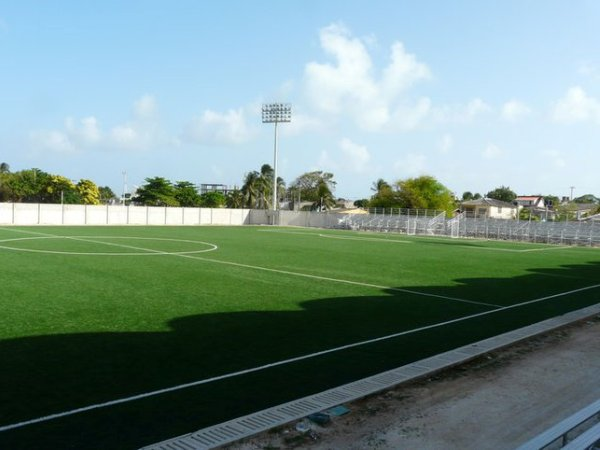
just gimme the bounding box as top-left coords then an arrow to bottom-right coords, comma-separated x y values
262,103 -> 291,214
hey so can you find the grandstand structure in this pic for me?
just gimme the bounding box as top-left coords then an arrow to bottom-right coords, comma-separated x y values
329,209 -> 600,247
1,202 -> 599,247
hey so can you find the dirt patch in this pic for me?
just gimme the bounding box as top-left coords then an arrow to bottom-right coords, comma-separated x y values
225,317 -> 600,450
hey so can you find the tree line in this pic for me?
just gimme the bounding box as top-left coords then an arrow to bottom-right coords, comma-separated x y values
133,164 -> 337,210
2,161 -> 597,217
0,164 -> 114,205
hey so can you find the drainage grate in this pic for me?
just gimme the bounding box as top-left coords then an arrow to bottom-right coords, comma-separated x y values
141,303 -> 600,450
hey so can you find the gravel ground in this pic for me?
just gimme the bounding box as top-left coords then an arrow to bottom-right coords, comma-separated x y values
226,317 -> 600,450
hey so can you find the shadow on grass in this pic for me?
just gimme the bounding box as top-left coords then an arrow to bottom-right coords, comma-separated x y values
1,261 -> 599,450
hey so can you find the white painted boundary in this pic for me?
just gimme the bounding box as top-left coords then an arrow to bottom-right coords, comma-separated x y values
0,274 -> 597,432
258,229 -> 574,253
0,236 -> 218,256
1,227 -> 599,434
143,303 -> 600,450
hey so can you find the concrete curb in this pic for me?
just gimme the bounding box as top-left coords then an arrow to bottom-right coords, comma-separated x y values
141,303 -> 600,450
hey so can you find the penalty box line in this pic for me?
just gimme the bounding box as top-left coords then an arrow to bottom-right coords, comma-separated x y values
1,283 -> 598,433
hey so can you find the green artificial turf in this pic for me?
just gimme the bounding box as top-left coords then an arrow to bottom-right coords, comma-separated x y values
0,225 -> 599,449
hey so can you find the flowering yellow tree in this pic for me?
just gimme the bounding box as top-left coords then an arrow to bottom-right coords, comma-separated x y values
76,179 -> 101,205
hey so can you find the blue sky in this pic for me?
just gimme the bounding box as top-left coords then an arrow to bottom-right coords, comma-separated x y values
1,1 -> 599,200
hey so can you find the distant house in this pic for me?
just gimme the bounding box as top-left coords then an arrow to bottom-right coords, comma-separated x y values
199,184 -> 235,195
572,203 -> 598,220
516,195 -> 555,220
515,195 -> 546,209
460,198 -> 517,219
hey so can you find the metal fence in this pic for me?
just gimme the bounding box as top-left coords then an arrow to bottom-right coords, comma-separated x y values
325,211 -> 600,247
2,202 -> 599,247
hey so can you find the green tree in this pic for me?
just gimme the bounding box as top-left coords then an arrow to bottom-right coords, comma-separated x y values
519,208 -> 540,221
371,178 -> 390,195
289,171 -> 336,203
486,186 -> 517,203
226,188 -> 244,208
313,179 -> 336,211
395,175 -> 455,213
200,191 -> 226,208
98,186 -> 118,204
573,194 -> 600,204
353,199 -> 369,208
240,164 -> 285,209
241,170 -> 260,208
133,177 -> 178,206
0,163 -> 11,201
257,164 -> 274,209
174,181 -> 201,207
44,175 -> 79,204
369,179 -> 402,209
543,195 -> 560,209
5,168 -> 49,202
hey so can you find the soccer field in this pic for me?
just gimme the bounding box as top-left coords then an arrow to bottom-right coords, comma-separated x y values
1,225 -> 599,450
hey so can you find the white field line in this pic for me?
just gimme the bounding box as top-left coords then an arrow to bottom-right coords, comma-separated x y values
1,282 -> 599,433
0,235 -> 217,256
0,227 -> 499,308
257,229 -> 412,244
257,229 -> 573,253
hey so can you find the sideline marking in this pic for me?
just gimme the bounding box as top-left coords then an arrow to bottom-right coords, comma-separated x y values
1,283 -> 598,433
1,227 -> 498,308
258,229 -> 412,244
0,235 -> 217,256
257,229 -> 574,252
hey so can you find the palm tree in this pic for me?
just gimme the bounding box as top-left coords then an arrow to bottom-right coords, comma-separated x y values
314,180 -> 336,211
241,171 -> 260,208
256,164 -> 273,209
226,188 -> 244,209
371,178 -> 390,194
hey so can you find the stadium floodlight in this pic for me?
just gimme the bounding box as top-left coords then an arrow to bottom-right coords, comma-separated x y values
262,103 -> 291,215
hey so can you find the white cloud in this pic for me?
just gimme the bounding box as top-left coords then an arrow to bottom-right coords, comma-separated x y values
431,98 -> 492,124
393,153 -> 427,176
466,98 -> 492,118
390,98 -> 432,131
339,138 -> 371,173
501,100 -> 531,121
439,134 -> 453,154
29,95 -> 166,153
183,108 -> 256,145
134,94 -> 158,119
577,61 -> 599,78
316,138 -> 372,174
29,116 -> 101,153
383,42 -> 432,97
284,112 -> 326,135
541,149 -> 566,168
482,143 -> 503,160
29,130 -> 75,153
317,150 -> 335,171
552,86 -> 600,123
65,116 -> 101,144
110,125 -> 138,148
109,95 -> 164,150
304,23 -> 431,131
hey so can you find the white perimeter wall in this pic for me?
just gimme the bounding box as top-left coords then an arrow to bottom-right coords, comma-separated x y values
0,203 -> 265,226
0,203 -> 351,228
